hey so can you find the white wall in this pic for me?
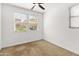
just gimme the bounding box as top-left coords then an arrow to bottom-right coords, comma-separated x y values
44,3 -> 79,54
0,3 -> 1,49
2,4 -> 43,48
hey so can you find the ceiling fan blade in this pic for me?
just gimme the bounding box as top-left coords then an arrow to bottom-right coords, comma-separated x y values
38,4 -> 45,10
33,3 -> 36,4
31,5 -> 36,10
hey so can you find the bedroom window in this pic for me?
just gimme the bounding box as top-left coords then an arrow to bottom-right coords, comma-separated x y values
14,13 -> 38,32
69,5 -> 79,28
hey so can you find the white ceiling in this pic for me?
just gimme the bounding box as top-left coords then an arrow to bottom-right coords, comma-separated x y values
10,3 -> 76,13
10,3 -> 47,13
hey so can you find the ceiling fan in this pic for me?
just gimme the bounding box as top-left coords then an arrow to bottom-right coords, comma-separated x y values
31,3 -> 45,10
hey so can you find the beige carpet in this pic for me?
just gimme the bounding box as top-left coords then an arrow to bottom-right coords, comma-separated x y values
0,39 -> 78,56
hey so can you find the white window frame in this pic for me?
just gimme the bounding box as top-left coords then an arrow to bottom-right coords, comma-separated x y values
69,4 -> 79,28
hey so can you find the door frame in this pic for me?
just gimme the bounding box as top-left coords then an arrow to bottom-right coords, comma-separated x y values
0,3 -> 1,49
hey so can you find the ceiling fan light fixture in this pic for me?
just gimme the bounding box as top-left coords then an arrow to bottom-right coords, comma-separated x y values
31,3 -> 45,10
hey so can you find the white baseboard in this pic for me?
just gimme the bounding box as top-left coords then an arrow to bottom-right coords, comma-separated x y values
45,39 -> 79,55
2,39 -> 42,48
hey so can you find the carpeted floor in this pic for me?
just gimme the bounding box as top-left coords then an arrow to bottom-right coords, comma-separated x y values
0,39 -> 78,56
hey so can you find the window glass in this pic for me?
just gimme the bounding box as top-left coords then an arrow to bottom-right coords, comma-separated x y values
14,13 -> 28,32
29,15 -> 38,30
